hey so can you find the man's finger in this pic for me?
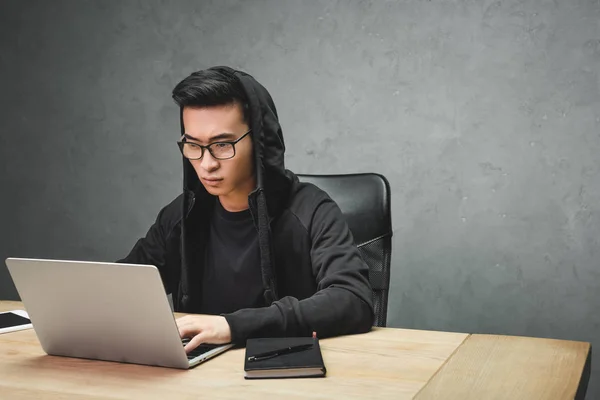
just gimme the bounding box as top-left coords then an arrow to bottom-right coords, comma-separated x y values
184,332 -> 210,353
176,316 -> 193,328
178,324 -> 197,339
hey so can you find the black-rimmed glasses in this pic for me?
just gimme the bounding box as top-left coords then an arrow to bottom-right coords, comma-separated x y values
177,130 -> 252,160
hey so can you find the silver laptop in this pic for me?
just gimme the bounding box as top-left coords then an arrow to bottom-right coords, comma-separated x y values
5,257 -> 233,369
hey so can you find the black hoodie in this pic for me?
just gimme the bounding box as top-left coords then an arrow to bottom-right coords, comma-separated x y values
119,66 -> 374,343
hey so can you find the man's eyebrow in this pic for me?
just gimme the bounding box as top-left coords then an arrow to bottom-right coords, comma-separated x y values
183,132 -> 237,143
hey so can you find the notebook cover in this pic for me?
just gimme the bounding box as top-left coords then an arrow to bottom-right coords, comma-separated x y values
244,337 -> 326,379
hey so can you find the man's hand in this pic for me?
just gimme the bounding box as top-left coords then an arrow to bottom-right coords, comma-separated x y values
176,314 -> 232,353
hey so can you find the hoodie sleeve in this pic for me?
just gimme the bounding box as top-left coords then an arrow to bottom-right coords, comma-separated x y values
116,195 -> 183,294
223,196 -> 374,343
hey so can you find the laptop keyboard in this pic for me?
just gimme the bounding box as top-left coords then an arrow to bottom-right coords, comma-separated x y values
181,338 -> 221,360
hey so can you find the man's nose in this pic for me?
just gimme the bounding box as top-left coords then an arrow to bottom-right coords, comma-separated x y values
200,150 -> 219,171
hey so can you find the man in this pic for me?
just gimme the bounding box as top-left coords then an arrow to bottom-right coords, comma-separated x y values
119,66 -> 373,352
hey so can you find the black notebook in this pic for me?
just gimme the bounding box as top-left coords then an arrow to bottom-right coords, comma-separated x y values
244,337 -> 326,379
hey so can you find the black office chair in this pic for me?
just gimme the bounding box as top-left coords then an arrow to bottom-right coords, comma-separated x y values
297,173 -> 392,327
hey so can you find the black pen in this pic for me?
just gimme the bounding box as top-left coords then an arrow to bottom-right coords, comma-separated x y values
247,343 -> 313,362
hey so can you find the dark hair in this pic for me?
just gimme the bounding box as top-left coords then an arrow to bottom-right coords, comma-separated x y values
172,69 -> 250,124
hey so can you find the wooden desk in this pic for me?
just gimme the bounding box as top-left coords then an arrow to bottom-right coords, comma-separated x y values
0,301 -> 590,399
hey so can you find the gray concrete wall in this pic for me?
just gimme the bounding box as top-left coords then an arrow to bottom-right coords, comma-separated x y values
1,0 -> 598,396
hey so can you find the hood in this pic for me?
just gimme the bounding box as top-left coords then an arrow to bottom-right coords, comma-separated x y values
178,66 -> 293,306
181,66 -> 292,216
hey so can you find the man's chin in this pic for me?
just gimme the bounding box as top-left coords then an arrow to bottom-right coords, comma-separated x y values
202,184 -> 226,196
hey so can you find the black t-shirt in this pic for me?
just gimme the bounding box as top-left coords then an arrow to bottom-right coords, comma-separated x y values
200,200 -> 264,315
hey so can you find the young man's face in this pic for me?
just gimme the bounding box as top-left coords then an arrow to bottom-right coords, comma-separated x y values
182,104 -> 255,204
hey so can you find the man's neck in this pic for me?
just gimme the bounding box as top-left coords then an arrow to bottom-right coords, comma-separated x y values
218,175 -> 257,212
218,194 -> 251,212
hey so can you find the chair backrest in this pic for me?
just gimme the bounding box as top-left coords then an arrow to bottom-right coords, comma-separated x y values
297,173 -> 392,327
